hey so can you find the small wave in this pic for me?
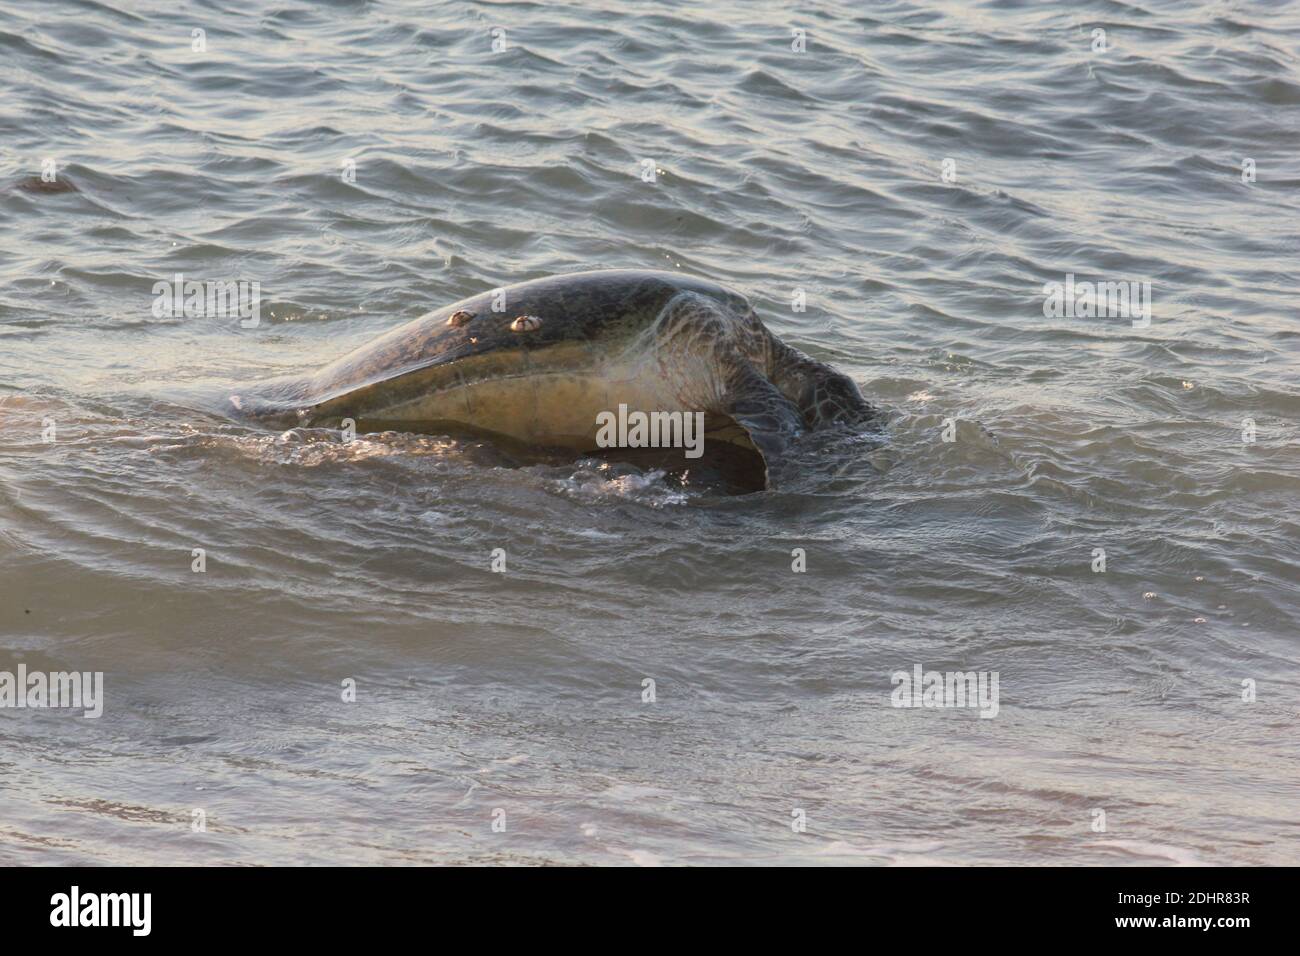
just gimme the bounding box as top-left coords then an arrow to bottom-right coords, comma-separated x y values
549,459 -> 692,507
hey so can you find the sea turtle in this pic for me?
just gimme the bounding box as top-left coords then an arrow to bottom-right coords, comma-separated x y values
233,270 -> 876,488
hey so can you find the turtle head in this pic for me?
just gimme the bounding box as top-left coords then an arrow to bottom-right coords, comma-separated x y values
770,342 -> 877,429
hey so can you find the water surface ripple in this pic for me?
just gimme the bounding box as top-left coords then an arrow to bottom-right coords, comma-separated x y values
1,0 -> 1297,865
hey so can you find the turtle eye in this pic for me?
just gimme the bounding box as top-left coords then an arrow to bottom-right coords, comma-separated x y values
447,310 -> 474,327
510,315 -> 542,332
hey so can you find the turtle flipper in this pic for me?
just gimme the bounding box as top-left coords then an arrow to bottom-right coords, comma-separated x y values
650,291 -> 805,489
722,360 -> 805,489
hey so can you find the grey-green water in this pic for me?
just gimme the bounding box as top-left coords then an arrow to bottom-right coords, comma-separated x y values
1,0 -> 1297,865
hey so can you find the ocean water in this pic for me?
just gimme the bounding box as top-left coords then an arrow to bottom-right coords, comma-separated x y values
1,0 -> 1298,865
